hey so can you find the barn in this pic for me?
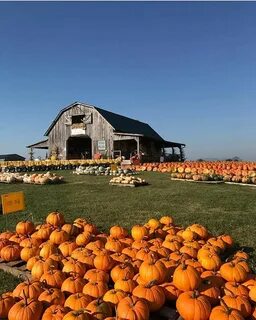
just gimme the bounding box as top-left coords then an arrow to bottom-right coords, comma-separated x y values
27,102 -> 185,162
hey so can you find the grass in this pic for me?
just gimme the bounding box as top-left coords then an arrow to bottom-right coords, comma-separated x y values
0,171 -> 255,293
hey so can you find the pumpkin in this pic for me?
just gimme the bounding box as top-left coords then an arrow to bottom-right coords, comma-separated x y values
139,257 -> 167,284
84,269 -> 110,283
71,248 -> 95,268
109,226 -> 128,239
75,232 -> 92,246
59,241 -> 78,257
209,304 -> 245,320
31,258 -> 58,279
62,224 -> 80,237
1,244 -> 21,261
20,237 -> 42,248
189,224 -> 208,239
176,290 -> 211,320
61,275 -> 86,295
159,216 -> 174,226
42,304 -> 68,320
40,241 -> 59,259
136,248 -> 159,262
221,294 -> 252,318
63,309 -> 91,320
64,293 -> 92,310
199,280 -> 221,306
8,296 -> 43,320
116,296 -> 149,320
133,282 -> 165,312
224,282 -> 249,297
114,278 -> 137,293
0,292 -> 15,318
199,253 -> 222,271
38,288 -> 65,306
173,263 -> 201,291
13,279 -> 43,299
34,224 -> 53,241
83,280 -> 108,299
46,211 -> 65,227
103,289 -> 127,306
21,245 -> 40,262
220,262 -> 248,283
93,252 -> 114,271
249,285 -> 256,303
40,268 -> 66,288
50,229 -> 69,245
16,220 -> 35,235
182,229 -> 198,241
105,238 -> 124,253
131,225 -> 148,241
86,299 -> 112,320
160,282 -> 182,301
110,263 -> 135,282
122,247 -> 138,260
111,252 -> 129,263
62,258 -> 86,277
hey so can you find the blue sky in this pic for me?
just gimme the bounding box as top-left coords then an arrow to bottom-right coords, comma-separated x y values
0,2 -> 256,160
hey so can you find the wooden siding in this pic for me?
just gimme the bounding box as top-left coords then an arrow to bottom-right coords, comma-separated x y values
48,104 -> 114,159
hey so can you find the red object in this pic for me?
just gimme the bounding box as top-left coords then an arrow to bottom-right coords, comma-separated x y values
94,153 -> 102,160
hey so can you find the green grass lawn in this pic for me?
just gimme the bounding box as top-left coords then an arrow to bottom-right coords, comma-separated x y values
0,171 -> 255,293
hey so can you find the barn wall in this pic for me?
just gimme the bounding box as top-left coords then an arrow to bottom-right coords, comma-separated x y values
48,104 -> 114,159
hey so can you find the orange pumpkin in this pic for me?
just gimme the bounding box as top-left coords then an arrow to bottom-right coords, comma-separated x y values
173,263 -> 201,291
133,282 -> 165,311
116,296 -> 149,320
176,291 -> 211,320
64,293 -> 92,311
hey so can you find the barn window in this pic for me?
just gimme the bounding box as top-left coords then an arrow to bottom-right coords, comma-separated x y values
72,115 -> 84,124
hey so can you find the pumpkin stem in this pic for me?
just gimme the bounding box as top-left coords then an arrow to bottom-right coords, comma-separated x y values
22,289 -> 28,305
191,290 -> 199,299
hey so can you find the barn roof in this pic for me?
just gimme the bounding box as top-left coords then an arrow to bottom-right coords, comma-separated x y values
44,102 -> 163,140
0,154 -> 25,161
44,101 -> 185,146
94,107 -> 163,141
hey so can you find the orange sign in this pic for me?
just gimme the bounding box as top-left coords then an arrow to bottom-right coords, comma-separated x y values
1,191 -> 25,215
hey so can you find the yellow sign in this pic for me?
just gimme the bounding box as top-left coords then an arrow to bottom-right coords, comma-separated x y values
111,164 -> 118,172
1,192 -> 25,215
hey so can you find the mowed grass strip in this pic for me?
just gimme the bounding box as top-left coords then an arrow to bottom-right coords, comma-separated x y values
0,171 -> 255,293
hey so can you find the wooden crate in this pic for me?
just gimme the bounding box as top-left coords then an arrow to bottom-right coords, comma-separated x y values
0,259 -> 30,280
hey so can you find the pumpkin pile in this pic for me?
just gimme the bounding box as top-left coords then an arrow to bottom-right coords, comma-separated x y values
133,161 -> 256,184
0,212 -> 255,320
110,175 -> 148,186
1,159 -> 120,173
0,172 -> 64,185
74,165 -> 136,177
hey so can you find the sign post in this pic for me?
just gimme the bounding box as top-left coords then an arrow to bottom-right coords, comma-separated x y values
1,191 -> 25,215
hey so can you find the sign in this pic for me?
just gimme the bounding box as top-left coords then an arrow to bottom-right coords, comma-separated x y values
1,191 -> 25,215
71,128 -> 86,136
98,140 -> 106,151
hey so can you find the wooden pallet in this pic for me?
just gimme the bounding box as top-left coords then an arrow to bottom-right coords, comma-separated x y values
171,178 -> 224,184
225,182 -> 256,187
0,259 -> 31,280
109,182 -> 148,187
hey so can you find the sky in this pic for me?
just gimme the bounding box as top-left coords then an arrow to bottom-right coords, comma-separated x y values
0,2 -> 256,160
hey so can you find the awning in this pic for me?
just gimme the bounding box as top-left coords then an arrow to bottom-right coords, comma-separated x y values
26,139 -> 49,149
163,140 -> 186,148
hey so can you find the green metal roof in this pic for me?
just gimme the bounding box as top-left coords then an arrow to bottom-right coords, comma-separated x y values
94,107 -> 164,141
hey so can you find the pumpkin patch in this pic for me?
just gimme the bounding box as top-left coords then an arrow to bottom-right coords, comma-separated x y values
0,211 -> 255,320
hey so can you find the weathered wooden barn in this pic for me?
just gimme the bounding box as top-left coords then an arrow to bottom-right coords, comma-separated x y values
27,102 -> 185,162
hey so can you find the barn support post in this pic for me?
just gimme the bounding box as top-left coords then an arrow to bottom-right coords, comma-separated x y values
178,146 -> 182,162
136,137 -> 140,156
